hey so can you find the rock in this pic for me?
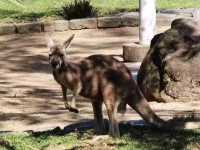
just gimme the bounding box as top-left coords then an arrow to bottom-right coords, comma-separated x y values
0,24 -> 16,35
69,18 -> 97,29
192,9 -> 200,20
159,8 -> 194,17
16,22 -> 42,33
43,20 -> 69,32
53,20 -> 69,32
137,18 -> 200,102
121,13 -> 139,27
97,16 -> 122,28
157,13 -> 178,26
42,22 -> 55,32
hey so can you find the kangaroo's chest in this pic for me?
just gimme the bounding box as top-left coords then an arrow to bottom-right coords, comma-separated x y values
79,70 -> 101,98
53,70 -> 80,90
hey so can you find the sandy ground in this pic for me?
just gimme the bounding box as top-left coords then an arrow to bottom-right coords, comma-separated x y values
0,27 -> 199,132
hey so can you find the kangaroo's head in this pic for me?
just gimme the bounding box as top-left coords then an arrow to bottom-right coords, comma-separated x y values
47,34 -> 75,70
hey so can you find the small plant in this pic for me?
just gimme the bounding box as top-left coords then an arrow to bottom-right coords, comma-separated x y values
59,0 -> 97,20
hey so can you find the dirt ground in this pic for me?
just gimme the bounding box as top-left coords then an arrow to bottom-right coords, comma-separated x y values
0,27 -> 200,132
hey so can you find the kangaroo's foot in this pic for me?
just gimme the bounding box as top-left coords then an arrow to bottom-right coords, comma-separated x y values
65,103 -> 79,113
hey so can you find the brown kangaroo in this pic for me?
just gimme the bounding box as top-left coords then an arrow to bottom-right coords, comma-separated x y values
47,34 -> 165,137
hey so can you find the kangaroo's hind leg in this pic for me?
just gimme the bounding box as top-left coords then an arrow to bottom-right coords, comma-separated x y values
103,86 -> 120,137
104,99 -> 120,137
92,100 -> 105,135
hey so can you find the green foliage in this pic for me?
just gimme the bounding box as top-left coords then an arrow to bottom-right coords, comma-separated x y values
59,0 -> 97,20
0,133 -> 78,150
157,0 -> 200,9
0,0 -> 200,22
118,125 -> 200,150
0,126 -> 199,150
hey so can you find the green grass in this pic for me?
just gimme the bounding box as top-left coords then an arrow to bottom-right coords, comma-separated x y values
0,133 -> 79,150
0,0 -> 200,23
0,125 -> 199,150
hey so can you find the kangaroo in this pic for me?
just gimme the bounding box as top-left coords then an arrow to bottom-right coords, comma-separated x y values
47,34 -> 79,113
47,34 -> 165,137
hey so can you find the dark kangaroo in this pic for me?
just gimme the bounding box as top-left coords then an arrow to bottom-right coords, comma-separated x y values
47,34 -> 165,137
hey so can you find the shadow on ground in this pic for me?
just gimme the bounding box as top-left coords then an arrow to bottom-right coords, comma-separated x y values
30,119 -> 200,150
0,34 -> 50,74
0,28 -> 138,132
0,28 -> 200,136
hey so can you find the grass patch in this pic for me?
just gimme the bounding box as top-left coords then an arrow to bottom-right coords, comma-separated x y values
0,124 -> 199,150
0,132 -> 79,150
0,0 -> 200,22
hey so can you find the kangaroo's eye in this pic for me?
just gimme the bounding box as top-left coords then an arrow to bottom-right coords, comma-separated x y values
49,54 -> 52,57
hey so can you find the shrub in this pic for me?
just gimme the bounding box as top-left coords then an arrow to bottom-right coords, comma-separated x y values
59,0 -> 97,20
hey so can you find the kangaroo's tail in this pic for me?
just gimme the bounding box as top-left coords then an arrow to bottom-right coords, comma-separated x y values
127,85 -> 166,128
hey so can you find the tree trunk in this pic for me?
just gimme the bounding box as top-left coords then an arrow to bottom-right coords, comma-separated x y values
139,0 -> 156,46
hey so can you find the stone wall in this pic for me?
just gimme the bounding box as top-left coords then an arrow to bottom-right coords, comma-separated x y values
0,12 -> 186,35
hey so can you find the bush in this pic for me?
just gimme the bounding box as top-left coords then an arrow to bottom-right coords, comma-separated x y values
59,0 -> 97,20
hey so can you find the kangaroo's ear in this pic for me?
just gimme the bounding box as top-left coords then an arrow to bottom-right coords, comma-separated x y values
46,35 -> 55,48
63,34 -> 75,50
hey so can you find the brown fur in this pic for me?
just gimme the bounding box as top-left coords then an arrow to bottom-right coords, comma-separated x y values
47,34 -> 165,137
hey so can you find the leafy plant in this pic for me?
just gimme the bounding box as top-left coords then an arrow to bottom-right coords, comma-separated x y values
59,0 -> 97,20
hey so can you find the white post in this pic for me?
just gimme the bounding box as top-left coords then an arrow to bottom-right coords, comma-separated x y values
139,0 -> 156,46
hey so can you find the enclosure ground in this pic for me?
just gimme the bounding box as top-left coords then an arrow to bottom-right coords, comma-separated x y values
0,27 -> 200,133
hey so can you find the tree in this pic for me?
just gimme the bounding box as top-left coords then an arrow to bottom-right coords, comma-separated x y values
139,0 -> 156,46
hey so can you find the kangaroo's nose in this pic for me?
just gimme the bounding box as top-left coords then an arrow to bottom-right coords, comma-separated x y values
48,53 -> 52,57
51,61 -> 58,67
